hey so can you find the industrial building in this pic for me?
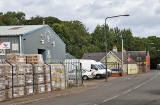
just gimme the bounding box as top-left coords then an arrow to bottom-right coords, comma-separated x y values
0,25 -> 66,63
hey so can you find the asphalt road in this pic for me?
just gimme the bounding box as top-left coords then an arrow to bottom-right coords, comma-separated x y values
23,70 -> 160,105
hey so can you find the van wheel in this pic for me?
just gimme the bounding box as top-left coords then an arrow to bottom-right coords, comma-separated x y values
83,76 -> 88,80
96,74 -> 101,79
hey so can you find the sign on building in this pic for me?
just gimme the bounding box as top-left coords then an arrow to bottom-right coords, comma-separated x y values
0,42 -> 10,49
12,43 -> 19,51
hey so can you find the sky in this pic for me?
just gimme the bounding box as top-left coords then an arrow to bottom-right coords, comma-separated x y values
0,0 -> 160,37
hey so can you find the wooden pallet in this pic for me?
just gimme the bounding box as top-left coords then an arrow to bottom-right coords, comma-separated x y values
6,54 -> 26,64
26,54 -> 44,64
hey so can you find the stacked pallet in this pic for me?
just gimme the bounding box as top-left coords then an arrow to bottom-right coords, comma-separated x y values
26,54 -> 44,64
50,64 -> 66,90
0,64 -> 11,101
33,64 -> 45,93
7,64 -> 33,98
0,53 -> 66,102
44,65 -> 52,92
6,54 -> 26,64
24,64 -> 34,95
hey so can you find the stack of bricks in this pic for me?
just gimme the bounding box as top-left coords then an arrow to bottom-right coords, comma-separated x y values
25,65 -> 34,95
44,64 -> 52,92
26,54 -> 44,64
50,64 -> 66,90
0,64 -> 11,101
33,64 -> 45,93
0,54 -> 65,102
33,64 -> 52,93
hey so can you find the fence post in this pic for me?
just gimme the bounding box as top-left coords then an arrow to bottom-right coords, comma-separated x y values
63,61 -> 67,89
49,64 -> 53,91
6,61 -> 14,98
80,62 -> 83,85
76,66 -> 78,85
31,64 -> 35,93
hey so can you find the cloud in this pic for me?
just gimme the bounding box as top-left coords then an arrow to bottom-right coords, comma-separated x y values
0,0 -> 160,37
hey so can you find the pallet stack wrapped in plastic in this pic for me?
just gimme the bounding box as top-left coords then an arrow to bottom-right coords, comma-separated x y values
26,54 -> 51,93
24,64 -> 34,95
44,64 -> 52,92
33,64 -> 45,93
0,64 -> 11,101
5,54 -> 26,98
0,53 -> 67,102
50,64 -> 66,90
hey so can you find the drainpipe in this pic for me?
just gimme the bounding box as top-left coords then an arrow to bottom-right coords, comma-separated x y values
19,35 -> 22,54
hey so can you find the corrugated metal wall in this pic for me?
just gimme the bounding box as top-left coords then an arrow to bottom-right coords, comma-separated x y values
0,36 -> 20,60
23,26 -> 66,63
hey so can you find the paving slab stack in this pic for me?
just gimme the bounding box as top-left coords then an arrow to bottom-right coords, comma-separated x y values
0,54 -> 60,102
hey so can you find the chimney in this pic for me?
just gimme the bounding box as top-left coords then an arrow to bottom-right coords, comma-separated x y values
113,45 -> 117,53
43,19 -> 45,25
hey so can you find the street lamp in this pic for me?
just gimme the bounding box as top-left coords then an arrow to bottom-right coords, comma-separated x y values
104,14 -> 130,82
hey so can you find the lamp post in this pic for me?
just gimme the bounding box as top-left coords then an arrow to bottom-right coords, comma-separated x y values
121,36 -> 124,76
104,14 -> 129,81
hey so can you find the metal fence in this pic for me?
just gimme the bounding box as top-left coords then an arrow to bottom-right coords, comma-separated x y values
64,59 -> 82,86
46,59 -> 83,86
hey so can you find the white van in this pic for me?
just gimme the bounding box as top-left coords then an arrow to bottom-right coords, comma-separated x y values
80,59 -> 108,79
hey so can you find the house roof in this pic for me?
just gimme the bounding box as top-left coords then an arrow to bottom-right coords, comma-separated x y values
82,51 -> 147,64
108,51 -> 147,64
127,51 -> 147,62
0,25 -> 47,36
65,53 -> 76,59
82,52 -> 106,62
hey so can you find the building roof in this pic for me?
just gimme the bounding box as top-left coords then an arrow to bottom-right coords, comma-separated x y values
0,25 -> 47,36
65,53 -> 76,59
82,51 -> 147,63
110,51 -> 131,63
82,52 -> 106,62
109,51 -> 147,64
127,51 -> 147,62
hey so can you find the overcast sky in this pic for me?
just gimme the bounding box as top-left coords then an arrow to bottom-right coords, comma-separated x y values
0,0 -> 160,37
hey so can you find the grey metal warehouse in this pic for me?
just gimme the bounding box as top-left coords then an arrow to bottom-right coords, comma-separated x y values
0,25 -> 66,62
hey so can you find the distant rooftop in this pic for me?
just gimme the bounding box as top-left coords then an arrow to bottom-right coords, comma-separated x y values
82,52 -> 106,62
0,25 -> 47,36
65,53 -> 76,59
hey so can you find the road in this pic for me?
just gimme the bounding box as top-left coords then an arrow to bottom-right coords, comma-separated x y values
5,70 -> 160,105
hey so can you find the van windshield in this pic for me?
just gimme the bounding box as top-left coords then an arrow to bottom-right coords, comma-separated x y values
96,64 -> 104,69
100,64 -> 106,69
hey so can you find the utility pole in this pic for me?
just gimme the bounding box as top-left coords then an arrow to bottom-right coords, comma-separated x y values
121,38 -> 124,76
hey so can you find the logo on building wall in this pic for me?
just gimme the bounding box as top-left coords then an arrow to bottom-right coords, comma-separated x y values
0,42 -> 10,49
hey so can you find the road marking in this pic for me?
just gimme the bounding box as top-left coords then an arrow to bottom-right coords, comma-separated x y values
102,95 -> 120,103
122,89 -> 132,95
102,72 -> 159,103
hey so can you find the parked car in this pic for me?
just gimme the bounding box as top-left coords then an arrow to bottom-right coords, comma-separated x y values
68,69 -> 94,80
